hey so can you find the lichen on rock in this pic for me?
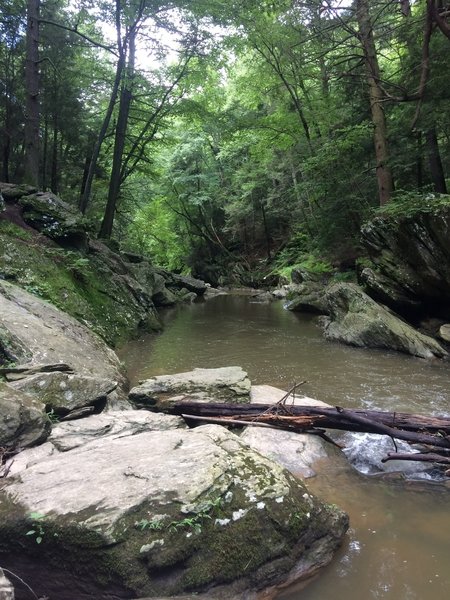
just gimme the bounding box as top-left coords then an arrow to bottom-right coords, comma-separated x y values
0,420 -> 348,599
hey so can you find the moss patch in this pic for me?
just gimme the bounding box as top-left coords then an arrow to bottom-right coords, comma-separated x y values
0,221 -> 157,346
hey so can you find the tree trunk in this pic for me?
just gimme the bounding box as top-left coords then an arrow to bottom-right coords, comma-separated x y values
24,0 -> 40,187
426,127 -> 448,194
1,118 -> 11,182
51,115 -> 59,193
260,199 -> 271,260
356,0 -> 394,205
78,0 -> 126,214
99,28 -> 136,239
416,130 -> 423,189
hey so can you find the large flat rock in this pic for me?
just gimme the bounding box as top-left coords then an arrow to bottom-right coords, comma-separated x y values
129,366 -> 251,409
245,385 -> 334,478
0,417 -> 348,600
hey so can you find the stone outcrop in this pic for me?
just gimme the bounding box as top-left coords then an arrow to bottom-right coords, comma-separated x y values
360,200 -> 450,319
0,413 -> 348,600
10,372 -> 118,416
322,282 -> 447,359
0,382 -> 50,449
129,366 -> 251,409
0,182 -> 207,346
0,280 -> 128,422
0,281 -> 126,386
284,281 -> 329,315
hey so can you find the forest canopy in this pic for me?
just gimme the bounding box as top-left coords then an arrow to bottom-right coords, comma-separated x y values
1,0 -> 449,283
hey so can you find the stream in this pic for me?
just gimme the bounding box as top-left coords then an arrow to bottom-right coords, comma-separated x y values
119,293 -> 450,600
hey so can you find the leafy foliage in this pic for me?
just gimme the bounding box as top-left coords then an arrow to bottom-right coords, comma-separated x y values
0,0 -> 449,275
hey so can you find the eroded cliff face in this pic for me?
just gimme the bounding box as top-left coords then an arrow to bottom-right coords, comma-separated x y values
359,198 -> 450,320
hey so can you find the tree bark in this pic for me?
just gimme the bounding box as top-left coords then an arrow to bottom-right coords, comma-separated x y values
425,126 -> 448,193
170,401 -> 450,436
78,0 -> 126,214
356,0 -> 394,205
51,111 -> 59,193
99,28 -> 136,239
24,0 -> 40,187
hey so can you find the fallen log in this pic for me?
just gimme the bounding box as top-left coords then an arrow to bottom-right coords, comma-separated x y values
381,452 -> 450,465
171,399 -> 450,473
170,400 -> 450,435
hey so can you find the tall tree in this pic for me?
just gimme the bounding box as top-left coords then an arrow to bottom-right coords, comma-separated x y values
24,0 -> 40,186
356,0 -> 394,205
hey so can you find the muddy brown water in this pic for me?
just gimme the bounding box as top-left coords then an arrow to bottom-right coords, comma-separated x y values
119,294 -> 450,600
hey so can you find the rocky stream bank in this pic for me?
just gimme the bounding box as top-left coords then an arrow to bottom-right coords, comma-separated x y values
0,183 -> 350,599
0,289 -> 348,599
2,184 -> 450,599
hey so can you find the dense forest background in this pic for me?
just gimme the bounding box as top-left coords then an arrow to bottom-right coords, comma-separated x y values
1,0 -> 449,285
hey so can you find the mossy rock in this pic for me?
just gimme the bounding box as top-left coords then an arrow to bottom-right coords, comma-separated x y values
0,424 -> 348,599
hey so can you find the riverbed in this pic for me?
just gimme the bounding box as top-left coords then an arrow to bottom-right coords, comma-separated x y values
119,294 -> 450,600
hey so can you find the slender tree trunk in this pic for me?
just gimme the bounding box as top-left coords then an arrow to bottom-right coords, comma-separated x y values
51,120 -> 58,193
1,98 -> 11,182
416,130 -> 423,189
24,0 -> 40,186
1,132 -> 10,182
78,54 -> 125,213
356,0 -> 394,205
260,200 -> 271,260
99,29 -> 136,239
42,114 -> 49,189
426,127 -> 448,193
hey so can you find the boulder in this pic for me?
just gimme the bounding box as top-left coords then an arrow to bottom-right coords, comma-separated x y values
128,261 -> 177,307
250,385 -> 329,407
129,367 -> 251,409
360,202 -> 450,318
244,385 -> 336,479
0,280 -> 128,427
285,282 -> 329,315
0,182 -> 37,201
0,280 -> 126,387
10,372 -> 118,416
439,324 -> 450,342
271,286 -> 290,299
240,427 -> 331,479
0,422 -> 348,600
158,269 -> 207,296
0,381 -> 50,449
176,288 -> 198,303
204,286 -> 228,298
19,191 -> 89,249
8,410 -> 186,460
322,283 -> 447,359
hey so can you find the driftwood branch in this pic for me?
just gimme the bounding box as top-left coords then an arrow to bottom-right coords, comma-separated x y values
172,399 -> 450,474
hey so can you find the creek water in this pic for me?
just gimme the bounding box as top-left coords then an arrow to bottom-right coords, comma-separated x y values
119,294 -> 450,600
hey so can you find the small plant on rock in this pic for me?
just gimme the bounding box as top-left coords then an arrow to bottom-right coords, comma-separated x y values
26,512 -> 47,544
